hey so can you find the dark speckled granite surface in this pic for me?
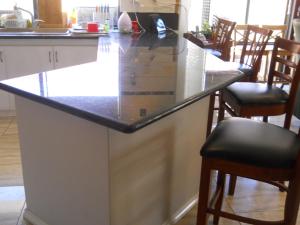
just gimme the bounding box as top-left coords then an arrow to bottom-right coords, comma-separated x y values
0,32 -> 247,133
0,31 -> 101,39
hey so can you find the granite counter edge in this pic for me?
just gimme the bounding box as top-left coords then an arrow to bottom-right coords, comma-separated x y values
0,74 -> 244,133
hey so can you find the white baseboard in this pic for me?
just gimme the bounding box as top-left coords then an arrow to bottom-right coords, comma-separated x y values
22,196 -> 198,225
0,110 -> 16,117
21,177 -> 198,225
23,209 -> 50,225
162,195 -> 198,225
172,195 -> 198,224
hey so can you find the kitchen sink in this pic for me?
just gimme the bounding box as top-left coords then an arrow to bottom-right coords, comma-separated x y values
0,28 -> 70,35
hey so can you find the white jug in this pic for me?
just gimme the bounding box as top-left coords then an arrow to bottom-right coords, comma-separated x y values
118,11 -> 132,33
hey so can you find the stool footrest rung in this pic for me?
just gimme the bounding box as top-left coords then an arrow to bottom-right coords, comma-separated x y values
207,208 -> 284,225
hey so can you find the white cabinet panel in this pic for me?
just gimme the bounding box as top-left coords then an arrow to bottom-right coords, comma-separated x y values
0,48 -> 10,111
0,40 -> 98,113
0,49 -> 5,76
53,46 -> 98,69
4,46 -> 53,79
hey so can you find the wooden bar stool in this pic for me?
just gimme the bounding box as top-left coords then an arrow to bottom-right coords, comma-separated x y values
184,16 -> 236,61
209,16 -> 236,62
206,25 -> 272,137
197,117 -> 300,225
218,37 -> 300,195
261,25 -> 288,81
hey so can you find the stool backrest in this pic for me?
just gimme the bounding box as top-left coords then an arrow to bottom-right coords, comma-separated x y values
240,25 -> 273,82
261,25 -> 288,43
267,37 -> 300,129
211,16 -> 236,61
233,24 -> 259,46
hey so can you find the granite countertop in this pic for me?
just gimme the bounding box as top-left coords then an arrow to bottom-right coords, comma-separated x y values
0,33 -> 101,39
0,32 -> 247,133
0,29 -> 104,39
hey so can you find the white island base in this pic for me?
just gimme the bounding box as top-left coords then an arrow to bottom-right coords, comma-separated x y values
15,95 -> 209,225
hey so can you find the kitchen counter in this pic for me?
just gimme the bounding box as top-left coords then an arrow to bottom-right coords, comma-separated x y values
0,32 -> 102,39
0,32 -> 247,225
0,32 -> 245,133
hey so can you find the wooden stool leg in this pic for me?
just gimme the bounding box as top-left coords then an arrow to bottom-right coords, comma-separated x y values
284,112 -> 293,130
197,159 -> 212,225
284,178 -> 300,225
228,175 -> 237,196
218,91 -> 225,123
263,116 -> 268,122
279,181 -> 285,192
207,94 -> 216,138
284,157 -> 300,225
213,172 -> 226,225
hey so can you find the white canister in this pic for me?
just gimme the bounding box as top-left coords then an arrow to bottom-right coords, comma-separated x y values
118,11 -> 132,33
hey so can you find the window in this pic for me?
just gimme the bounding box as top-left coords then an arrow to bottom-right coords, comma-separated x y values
248,0 -> 288,24
210,0 -> 247,24
61,0 -> 119,25
209,0 -> 290,25
0,0 -> 33,13
62,0 -> 118,12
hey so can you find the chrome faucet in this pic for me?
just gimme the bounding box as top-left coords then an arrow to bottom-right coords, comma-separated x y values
13,5 -> 44,29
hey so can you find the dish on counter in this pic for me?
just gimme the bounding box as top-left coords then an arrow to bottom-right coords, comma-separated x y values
71,29 -> 109,36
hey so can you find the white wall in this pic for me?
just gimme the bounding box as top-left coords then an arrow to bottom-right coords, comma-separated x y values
120,0 -> 178,13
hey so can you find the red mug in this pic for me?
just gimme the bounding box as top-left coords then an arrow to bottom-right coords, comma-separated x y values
132,21 -> 139,33
87,23 -> 98,32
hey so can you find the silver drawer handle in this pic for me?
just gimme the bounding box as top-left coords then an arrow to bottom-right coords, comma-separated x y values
0,51 -> 3,63
49,51 -> 52,63
55,51 -> 58,63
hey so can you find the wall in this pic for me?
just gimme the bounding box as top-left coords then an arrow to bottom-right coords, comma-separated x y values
120,0 -> 179,13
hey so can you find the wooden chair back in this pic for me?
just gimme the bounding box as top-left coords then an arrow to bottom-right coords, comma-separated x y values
240,25 -> 273,82
233,24 -> 258,46
211,16 -> 236,61
267,37 -> 300,127
261,25 -> 288,43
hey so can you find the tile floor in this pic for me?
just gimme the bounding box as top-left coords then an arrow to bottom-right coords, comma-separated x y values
0,115 -> 300,225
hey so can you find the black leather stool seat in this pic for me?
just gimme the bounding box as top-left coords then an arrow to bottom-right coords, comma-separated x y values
201,118 -> 300,169
225,82 -> 289,105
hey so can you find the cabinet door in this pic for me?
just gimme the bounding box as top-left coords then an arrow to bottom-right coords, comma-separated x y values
53,46 -> 98,69
0,48 -> 10,111
5,46 -> 53,79
0,49 -> 5,77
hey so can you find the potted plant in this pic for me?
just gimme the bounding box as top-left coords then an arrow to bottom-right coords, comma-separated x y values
201,21 -> 212,40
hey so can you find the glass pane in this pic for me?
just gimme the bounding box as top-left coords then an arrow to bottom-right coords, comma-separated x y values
62,0 -> 119,25
209,0 -> 248,24
248,0 -> 288,25
0,0 -> 33,13
62,0 -> 119,12
188,0 -> 203,30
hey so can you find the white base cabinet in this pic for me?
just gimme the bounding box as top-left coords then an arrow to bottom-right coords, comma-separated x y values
53,46 -> 99,69
0,38 -> 98,113
4,46 -> 53,79
0,47 -> 10,112
15,95 -> 208,225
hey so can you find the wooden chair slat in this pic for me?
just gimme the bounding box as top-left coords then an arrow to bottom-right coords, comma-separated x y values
275,56 -> 297,69
273,70 -> 293,82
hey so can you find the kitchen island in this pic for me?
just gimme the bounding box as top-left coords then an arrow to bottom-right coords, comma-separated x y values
0,32 -> 245,225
